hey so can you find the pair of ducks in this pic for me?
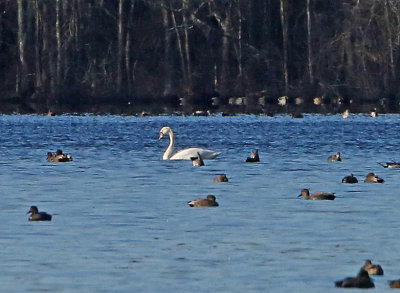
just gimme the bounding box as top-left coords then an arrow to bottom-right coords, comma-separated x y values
47,149 -> 73,162
28,194 -> 221,216
341,108 -> 378,119
192,149 -> 260,166
188,174 -> 228,207
342,173 -> 384,184
335,260 -> 386,288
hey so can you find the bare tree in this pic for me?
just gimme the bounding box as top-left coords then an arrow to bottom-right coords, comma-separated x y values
17,0 -> 27,94
117,0 -> 124,94
33,0 -> 42,89
162,1 -> 173,95
56,0 -> 62,86
306,0 -> 313,84
280,0 -> 289,93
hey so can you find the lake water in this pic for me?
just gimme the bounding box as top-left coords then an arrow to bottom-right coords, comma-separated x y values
1,113 -> 400,292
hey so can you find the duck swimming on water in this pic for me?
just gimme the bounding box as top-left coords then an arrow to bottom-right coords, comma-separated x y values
362,260 -> 384,276
188,195 -> 219,207
191,152 -> 205,167
342,174 -> 358,184
298,189 -> 336,200
327,152 -> 341,162
214,174 -> 229,182
246,150 -> 260,163
364,173 -> 384,183
335,269 -> 375,288
47,149 -> 73,162
27,206 -> 52,221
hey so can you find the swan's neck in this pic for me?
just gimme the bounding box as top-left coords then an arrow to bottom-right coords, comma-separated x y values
163,130 -> 175,160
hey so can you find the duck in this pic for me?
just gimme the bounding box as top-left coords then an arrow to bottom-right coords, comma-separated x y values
378,162 -> 400,168
298,189 -> 336,200
214,174 -> 229,182
47,149 -> 73,162
370,108 -> 378,117
27,206 -> 52,221
327,152 -> 341,162
362,260 -> 384,276
342,174 -> 358,184
158,126 -> 221,160
389,279 -> 400,288
188,195 -> 219,207
191,152 -> 205,167
246,150 -> 260,163
364,173 -> 384,183
335,269 -> 375,288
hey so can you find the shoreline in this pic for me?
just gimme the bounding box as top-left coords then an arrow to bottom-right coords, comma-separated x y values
0,95 -> 396,116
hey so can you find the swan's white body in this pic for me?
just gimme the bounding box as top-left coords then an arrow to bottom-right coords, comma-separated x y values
159,126 -> 221,160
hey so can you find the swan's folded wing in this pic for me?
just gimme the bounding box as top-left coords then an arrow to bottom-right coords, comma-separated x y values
170,148 -> 220,160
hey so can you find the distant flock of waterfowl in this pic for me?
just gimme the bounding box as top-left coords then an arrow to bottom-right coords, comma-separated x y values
157,125 -> 400,289
30,125 -> 400,288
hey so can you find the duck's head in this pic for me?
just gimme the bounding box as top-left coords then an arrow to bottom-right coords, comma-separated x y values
27,206 -> 39,215
298,189 -> 310,197
207,195 -> 217,202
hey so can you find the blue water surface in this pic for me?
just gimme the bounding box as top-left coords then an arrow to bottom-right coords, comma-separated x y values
1,113 -> 400,292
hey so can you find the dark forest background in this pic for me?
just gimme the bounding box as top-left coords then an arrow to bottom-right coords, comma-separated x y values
1,0 -> 400,114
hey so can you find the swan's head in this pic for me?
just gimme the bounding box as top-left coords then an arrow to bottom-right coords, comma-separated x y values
159,126 -> 171,140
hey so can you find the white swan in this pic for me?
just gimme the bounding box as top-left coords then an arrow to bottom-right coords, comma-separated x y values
159,126 -> 221,160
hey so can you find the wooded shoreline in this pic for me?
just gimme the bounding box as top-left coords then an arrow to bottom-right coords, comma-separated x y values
0,94 -> 395,116
2,1 -> 400,115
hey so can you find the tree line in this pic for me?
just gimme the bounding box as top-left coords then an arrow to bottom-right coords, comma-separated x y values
1,0 -> 400,114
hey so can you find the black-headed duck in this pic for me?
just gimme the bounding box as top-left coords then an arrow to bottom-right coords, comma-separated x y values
27,206 -> 52,221
246,150 -> 260,163
342,174 -> 358,184
335,269 -> 374,288
188,195 -> 219,207
298,189 -> 336,200
191,152 -> 205,167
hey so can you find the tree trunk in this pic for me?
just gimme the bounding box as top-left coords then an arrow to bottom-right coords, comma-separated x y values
280,0 -> 289,93
42,3 -> 55,96
125,0 -> 135,96
17,0 -> 27,94
117,0 -> 124,94
182,0 -> 192,94
306,0 -> 313,84
34,0 -> 42,89
384,0 -> 395,79
220,3 -> 232,94
162,1 -> 173,95
170,3 -> 187,92
56,0 -> 62,86
236,0 -> 243,86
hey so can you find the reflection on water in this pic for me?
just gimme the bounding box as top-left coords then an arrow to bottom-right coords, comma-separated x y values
1,114 -> 400,291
